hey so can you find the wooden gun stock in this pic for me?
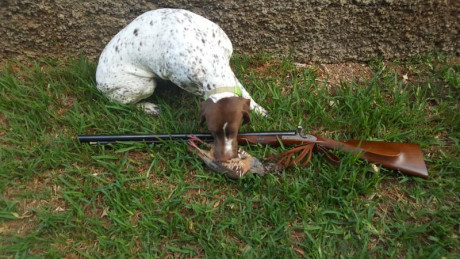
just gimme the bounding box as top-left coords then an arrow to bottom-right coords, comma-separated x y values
78,126 -> 428,178
238,133 -> 428,178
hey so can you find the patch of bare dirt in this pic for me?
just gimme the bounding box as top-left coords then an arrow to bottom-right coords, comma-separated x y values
1,169 -> 66,236
365,180 -> 438,223
0,112 -> 8,126
0,216 -> 36,237
245,58 -> 374,88
0,112 -> 9,139
361,180 -> 441,254
295,62 -> 373,86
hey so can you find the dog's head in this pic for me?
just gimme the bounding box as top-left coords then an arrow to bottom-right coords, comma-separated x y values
200,97 -> 251,162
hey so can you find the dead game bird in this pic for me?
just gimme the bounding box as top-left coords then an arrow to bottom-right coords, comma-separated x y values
188,136 -> 278,179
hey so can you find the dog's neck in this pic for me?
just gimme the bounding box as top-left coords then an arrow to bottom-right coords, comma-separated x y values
208,92 -> 239,103
204,84 -> 242,102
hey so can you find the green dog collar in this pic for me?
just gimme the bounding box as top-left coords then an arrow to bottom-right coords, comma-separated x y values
204,86 -> 242,100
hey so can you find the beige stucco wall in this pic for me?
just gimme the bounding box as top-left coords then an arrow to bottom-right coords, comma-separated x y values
1,0 -> 458,63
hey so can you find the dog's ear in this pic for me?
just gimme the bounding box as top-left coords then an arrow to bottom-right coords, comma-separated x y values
200,113 -> 206,126
242,99 -> 251,125
199,100 -> 211,126
199,107 -> 206,126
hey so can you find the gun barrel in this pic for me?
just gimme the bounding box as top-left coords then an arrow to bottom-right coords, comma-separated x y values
77,130 -> 428,178
77,130 -> 297,145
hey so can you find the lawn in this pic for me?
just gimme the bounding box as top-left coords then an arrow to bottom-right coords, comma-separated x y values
0,53 -> 458,258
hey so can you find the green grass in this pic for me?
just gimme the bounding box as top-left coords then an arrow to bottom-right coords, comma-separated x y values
0,53 -> 458,258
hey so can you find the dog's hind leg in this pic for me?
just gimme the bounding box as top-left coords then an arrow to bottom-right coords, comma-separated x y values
97,75 -> 160,116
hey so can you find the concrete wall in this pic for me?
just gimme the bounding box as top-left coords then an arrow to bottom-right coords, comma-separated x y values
1,0 -> 458,63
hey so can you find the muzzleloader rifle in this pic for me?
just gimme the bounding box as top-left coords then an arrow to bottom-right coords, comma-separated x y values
77,126 -> 428,178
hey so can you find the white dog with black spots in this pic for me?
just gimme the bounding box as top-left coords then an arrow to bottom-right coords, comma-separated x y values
96,8 -> 267,116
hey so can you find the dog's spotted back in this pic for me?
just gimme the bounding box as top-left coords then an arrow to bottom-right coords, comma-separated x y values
95,8 -> 267,160
96,9 -> 239,103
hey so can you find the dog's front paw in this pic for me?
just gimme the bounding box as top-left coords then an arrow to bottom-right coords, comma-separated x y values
137,102 -> 161,116
253,105 -> 269,117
